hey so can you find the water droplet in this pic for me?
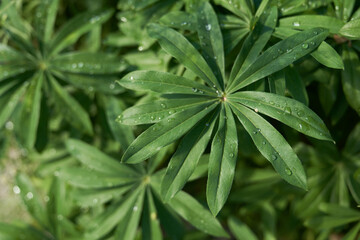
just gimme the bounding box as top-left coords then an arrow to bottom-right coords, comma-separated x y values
5,121 -> 14,130
150,116 -> 155,120
57,215 -> 64,221
13,186 -> 21,194
133,206 -> 138,212
152,126 -> 157,131
120,16 -> 127,22
269,101 -> 275,105
284,107 -> 292,114
90,16 -> 100,24
271,154 -> 277,161
130,76 -> 134,80
297,111 -> 304,117
205,123 -> 210,127
302,43 -> 309,49
277,49 -> 284,54
286,49 -> 293,53
229,153 -> 234,158
192,88 -> 198,93
71,63 -> 77,69
78,62 -> 84,68
313,31 -> 318,35
254,108 -> 259,113
205,24 -> 212,31
44,196 -> 50,202
310,41 -> 315,46
299,123 -> 303,130
292,21 -> 300,27
160,103 -> 166,108
26,192 -> 33,200
262,141 -> 266,145
138,46 -> 144,51
167,118 -> 175,123
285,168 -> 292,175
181,22 -> 187,26
93,198 -> 99,204
109,83 -> 115,89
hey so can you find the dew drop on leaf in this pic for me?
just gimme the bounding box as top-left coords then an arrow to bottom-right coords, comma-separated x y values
271,154 -> 277,161
285,168 -> 292,176
205,24 -> 212,31
292,21 -> 300,27
160,103 -> 166,108
284,106 -> 292,114
286,49 -> 293,53
229,153 -> 234,158
302,43 -> 309,49
26,192 -> 33,200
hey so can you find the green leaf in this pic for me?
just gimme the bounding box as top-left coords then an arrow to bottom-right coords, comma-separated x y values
49,9 -> 113,55
0,44 -> 24,63
49,74 -> 93,135
85,186 -> 144,239
122,101 -> 217,164
98,95 -> 135,149
119,70 -> 217,96
228,91 -> 332,141
15,173 -> 47,227
142,189 -> 163,240
196,2 -> 225,84
18,72 -> 43,148
305,216 -> 360,229
279,15 -> 344,34
311,41 -> 344,70
274,27 -> 344,69
229,28 -> 329,92
51,52 -> 127,74
343,222 -> 360,240
340,19 -> 360,39
268,70 -> 286,95
54,71 -> 123,94
114,189 -> 145,240
161,109 -> 218,202
159,11 -> 196,31
342,46 -> 360,116
344,123 -> 360,155
35,0 -> 59,42
285,66 -> 309,105
65,138 -> 139,176
207,104 -> 238,216
318,203 -> 360,218
147,23 -> 222,90
0,82 -> 27,128
168,190 -> 229,238
230,102 -> 308,190
228,217 -> 258,240
229,7 -> 277,84
59,167 -> 137,189
119,98 -> 214,125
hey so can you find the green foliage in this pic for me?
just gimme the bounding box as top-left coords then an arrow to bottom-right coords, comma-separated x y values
1,0 -> 360,239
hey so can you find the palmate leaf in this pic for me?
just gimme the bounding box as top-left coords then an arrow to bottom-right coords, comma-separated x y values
118,2 -> 331,216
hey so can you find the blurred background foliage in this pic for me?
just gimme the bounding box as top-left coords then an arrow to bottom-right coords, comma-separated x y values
0,0 -> 360,239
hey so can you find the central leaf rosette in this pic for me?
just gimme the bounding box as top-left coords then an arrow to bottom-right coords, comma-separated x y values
117,2 -> 332,216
